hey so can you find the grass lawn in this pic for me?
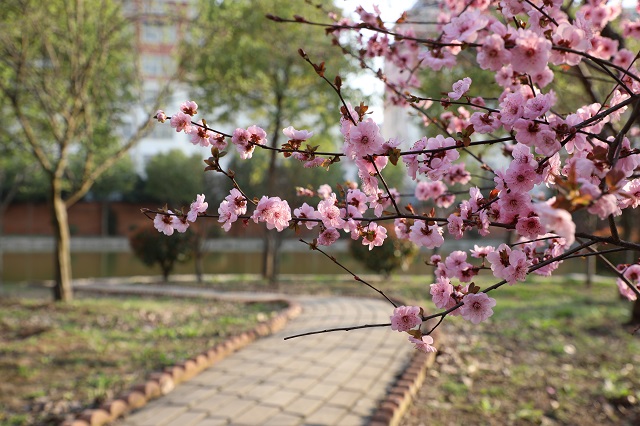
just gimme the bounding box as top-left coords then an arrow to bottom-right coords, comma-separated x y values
399,275 -> 640,426
0,295 -> 286,426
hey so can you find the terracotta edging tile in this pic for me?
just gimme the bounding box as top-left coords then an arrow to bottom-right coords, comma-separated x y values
60,288 -> 300,426
370,297 -> 443,426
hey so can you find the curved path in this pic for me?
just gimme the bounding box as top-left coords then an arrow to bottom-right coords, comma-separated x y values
74,281 -> 413,426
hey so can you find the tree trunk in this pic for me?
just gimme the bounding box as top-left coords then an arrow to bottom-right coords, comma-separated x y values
629,299 -> 640,325
262,87 -> 284,285
51,180 -> 73,302
194,230 -> 204,283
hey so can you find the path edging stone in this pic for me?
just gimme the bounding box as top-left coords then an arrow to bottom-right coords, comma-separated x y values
369,332 -> 440,426
60,286 -> 301,426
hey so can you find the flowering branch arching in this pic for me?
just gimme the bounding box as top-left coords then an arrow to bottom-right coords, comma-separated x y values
145,1 -> 640,352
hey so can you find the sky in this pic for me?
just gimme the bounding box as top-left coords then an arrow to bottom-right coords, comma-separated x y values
333,1 -> 418,123
337,0 -> 418,21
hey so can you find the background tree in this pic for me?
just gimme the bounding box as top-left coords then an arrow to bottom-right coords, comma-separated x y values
78,154 -> 138,236
129,226 -> 194,282
144,150 -> 208,207
144,149 -> 211,281
0,0 -> 159,301
183,0 -> 360,283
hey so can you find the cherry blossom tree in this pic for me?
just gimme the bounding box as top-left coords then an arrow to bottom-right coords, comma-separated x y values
145,0 -> 640,351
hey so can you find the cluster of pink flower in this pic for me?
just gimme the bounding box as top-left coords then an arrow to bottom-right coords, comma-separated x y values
153,194 -> 208,236
148,0 -> 640,352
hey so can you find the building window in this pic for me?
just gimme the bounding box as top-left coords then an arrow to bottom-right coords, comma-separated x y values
141,53 -> 175,77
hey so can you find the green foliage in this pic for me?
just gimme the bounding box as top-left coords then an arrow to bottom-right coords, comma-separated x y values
0,0 -> 140,176
185,0 -> 356,128
184,0 -> 362,199
129,227 -> 194,281
349,231 -> 419,277
79,155 -> 138,201
143,150 -> 207,206
0,151 -> 49,203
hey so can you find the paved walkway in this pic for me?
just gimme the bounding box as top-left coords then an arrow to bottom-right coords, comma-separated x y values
75,281 -> 413,426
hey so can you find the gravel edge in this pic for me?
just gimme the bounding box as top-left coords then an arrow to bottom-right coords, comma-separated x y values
59,287 -> 301,426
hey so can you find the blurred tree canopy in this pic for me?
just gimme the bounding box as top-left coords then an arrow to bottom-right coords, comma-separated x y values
144,150 -> 208,207
0,0 -> 155,301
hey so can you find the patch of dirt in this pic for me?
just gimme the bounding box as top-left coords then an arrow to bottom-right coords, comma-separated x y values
401,320 -> 640,426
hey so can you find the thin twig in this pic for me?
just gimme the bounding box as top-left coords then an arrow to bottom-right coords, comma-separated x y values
299,239 -> 398,307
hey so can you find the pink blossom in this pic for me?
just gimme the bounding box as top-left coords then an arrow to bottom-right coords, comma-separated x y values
616,278 -> 638,301
447,214 -> 464,240
317,227 -> 340,246
317,194 -> 345,229
188,121 -> 214,147
444,251 -> 472,277
217,201 -> 236,232
180,100 -> 198,116
430,277 -> 454,309
622,19 -> 640,39
436,193 -> 456,208
503,249 -> 530,284
317,184 -> 332,199
535,128 -> 561,156
533,200 -> 576,245
444,163 -> 471,185
247,125 -> 267,147
588,194 -> 621,219
345,118 -> 384,158
516,216 -> 544,239
154,211 -> 176,236
471,245 -> 494,259
293,203 -> 318,230
448,77 -> 472,100
390,305 -> 422,332
550,23 -> 591,66
283,126 -> 313,141
225,188 -> 247,217
588,35 -> 618,60
443,10 -> 487,43
531,67 -> 554,88
487,243 -> 528,283
231,128 -> 254,159
505,165 -> 537,193
421,135 -> 460,180
523,92 -> 556,120
510,29 -> 552,74
499,91 -> 525,127
498,190 -> 532,222
362,223 -> 387,250
358,169 -> 379,196
155,110 -> 167,123
470,112 -> 501,133
169,111 -> 192,133
251,196 -> 291,232
460,292 -> 496,324
347,189 -> 369,214
408,335 -> 437,353
173,215 -> 189,233
617,264 -> 640,301
621,179 -> 640,208
477,34 -> 511,71
187,194 -> 208,222
419,47 -> 456,71
415,181 -> 446,201
409,220 -> 444,249
394,218 -> 411,239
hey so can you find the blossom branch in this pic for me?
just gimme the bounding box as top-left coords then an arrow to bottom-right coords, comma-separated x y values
283,322 -> 391,340
299,238 -> 398,308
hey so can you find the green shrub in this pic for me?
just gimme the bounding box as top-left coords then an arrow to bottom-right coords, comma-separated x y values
349,231 -> 419,277
129,227 -> 194,281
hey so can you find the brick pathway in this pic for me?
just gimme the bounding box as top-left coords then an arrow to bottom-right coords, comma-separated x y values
76,282 -> 413,426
